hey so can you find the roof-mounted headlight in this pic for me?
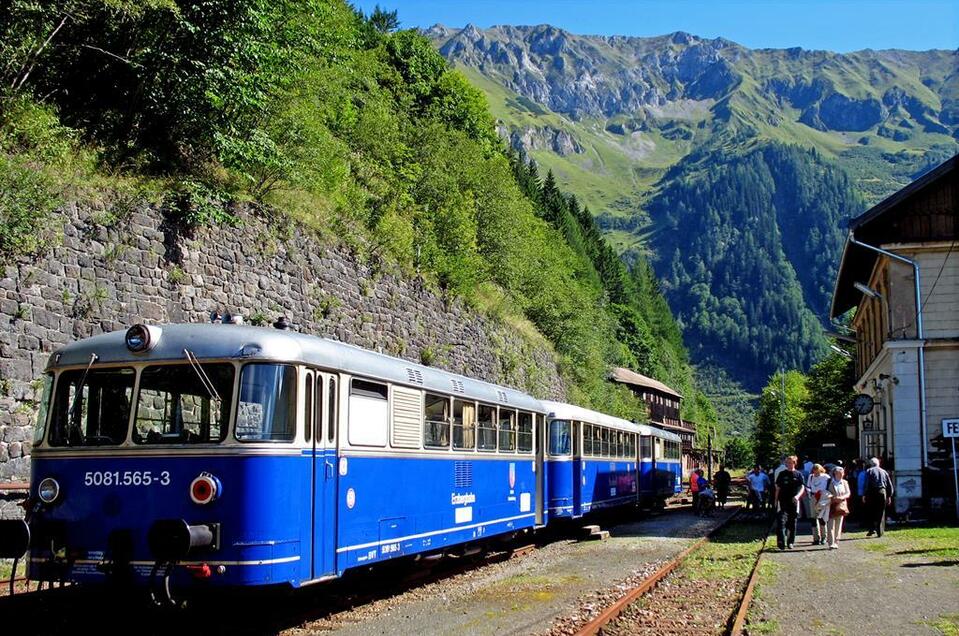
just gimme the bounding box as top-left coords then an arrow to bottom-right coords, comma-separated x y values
125,324 -> 162,353
38,477 -> 60,504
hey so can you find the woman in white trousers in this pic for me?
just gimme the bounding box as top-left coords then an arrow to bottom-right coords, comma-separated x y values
826,466 -> 851,549
807,464 -> 831,545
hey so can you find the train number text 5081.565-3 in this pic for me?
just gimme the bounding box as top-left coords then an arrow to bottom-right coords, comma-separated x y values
83,471 -> 171,487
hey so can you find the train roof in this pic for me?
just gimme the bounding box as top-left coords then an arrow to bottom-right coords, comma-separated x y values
541,400 -> 682,442
541,400 -> 645,435
49,323 -> 544,413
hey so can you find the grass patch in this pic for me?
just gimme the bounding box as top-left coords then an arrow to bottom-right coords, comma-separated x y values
876,525 -> 959,560
0,558 -> 25,580
677,520 -> 769,581
923,613 -> 959,636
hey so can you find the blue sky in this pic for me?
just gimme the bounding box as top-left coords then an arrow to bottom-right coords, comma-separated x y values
353,0 -> 958,52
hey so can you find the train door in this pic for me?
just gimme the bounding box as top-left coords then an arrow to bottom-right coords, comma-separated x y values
639,435 -> 652,495
572,421 -> 582,517
312,373 -> 338,578
654,437 -> 663,495
535,414 -> 545,526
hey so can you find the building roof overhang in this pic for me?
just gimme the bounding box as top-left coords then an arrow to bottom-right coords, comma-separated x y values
610,367 -> 683,399
830,154 -> 958,320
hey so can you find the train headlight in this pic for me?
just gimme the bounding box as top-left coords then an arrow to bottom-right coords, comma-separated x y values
125,324 -> 162,353
38,477 -> 60,504
190,474 -> 220,505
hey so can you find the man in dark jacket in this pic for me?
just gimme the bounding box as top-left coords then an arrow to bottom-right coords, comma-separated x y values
775,455 -> 806,550
862,457 -> 894,537
714,465 -> 731,508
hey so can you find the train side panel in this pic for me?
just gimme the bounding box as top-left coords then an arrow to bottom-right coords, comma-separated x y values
335,454 -> 536,570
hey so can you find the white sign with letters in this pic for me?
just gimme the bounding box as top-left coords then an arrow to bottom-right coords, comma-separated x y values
944,418 -> 959,519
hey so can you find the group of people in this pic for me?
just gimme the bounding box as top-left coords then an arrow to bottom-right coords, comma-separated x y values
742,455 -> 894,550
688,465 -> 733,516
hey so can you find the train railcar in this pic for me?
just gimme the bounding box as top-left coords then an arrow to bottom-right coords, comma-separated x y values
638,427 -> 683,506
0,322 -> 548,598
542,401 -> 641,518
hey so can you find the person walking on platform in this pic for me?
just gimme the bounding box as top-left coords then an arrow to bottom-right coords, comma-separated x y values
826,466 -> 851,549
775,455 -> 805,550
806,464 -> 830,545
863,457 -> 894,537
746,465 -> 769,514
714,465 -> 731,508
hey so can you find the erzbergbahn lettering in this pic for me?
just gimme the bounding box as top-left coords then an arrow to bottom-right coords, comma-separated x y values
0,322 -> 684,601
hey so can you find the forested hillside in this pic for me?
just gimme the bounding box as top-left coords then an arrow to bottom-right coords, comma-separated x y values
0,2 -> 714,426
651,143 -> 863,387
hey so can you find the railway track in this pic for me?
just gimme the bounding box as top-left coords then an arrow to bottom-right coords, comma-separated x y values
2,505 -> 740,635
0,531 -> 557,633
570,508 -> 773,636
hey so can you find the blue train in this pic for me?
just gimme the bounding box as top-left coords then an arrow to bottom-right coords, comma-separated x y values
542,401 -> 681,519
0,322 -> 682,599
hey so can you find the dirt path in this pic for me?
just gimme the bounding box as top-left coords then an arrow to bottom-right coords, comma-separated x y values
748,520 -> 959,635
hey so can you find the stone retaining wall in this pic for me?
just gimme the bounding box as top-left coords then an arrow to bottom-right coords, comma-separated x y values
0,201 -> 566,487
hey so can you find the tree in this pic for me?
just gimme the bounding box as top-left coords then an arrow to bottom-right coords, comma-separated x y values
797,348 -> 856,452
754,369 -> 808,467
723,435 -> 754,469
367,5 -> 399,33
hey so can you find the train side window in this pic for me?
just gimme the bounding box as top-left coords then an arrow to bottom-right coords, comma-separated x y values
347,378 -> 388,447
314,374 -> 323,442
424,393 -> 451,449
548,420 -> 571,456
497,408 -> 516,452
453,400 -> 476,450
640,435 -> 652,460
304,370 -> 314,444
477,404 -> 496,451
581,423 -> 590,456
328,377 -> 337,443
517,411 -> 533,453
601,428 -> 610,457
236,364 -> 296,442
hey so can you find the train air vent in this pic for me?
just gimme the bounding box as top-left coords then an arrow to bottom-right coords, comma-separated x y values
497,390 -> 508,403
405,368 -> 424,385
454,461 -> 473,488
450,379 -> 465,394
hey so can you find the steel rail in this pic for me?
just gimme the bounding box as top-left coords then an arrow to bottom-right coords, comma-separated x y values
573,507 -> 742,636
727,520 -> 775,636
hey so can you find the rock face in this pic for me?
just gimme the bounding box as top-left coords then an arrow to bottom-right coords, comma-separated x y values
504,126 -> 584,156
0,203 -> 566,484
429,24 -> 958,139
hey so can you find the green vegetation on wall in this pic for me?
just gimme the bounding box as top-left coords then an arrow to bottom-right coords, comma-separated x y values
0,0 -> 715,427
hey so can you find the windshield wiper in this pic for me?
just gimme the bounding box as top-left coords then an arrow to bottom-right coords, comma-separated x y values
183,349 -> 221,404
67,353 -> 100,439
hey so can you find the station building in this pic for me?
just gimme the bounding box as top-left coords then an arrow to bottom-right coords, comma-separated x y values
830,154 -> 958,515
610,367 -> 719,474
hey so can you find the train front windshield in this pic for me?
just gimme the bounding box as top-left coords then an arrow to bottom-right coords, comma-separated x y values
45,363 -> 235,446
